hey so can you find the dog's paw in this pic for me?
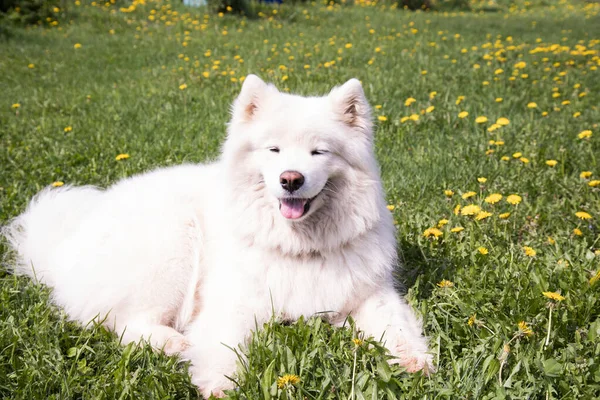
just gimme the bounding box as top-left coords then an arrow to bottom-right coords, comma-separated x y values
162,335 -> 190,355
190,368 -> 234,399
390,339 -> 436,375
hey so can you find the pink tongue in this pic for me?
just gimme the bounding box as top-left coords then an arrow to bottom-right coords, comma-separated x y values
280,199 -> 307,219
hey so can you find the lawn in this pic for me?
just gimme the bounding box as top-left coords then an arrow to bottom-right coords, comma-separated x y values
1,0 -> 599,398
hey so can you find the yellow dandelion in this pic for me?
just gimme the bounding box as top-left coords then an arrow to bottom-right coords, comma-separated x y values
345,43 -> 353,49
506,194 -> 522,205
438,219 -> 449,227
496,117 -> 510,126
28,63 -> 35,68
496,98 -> 503,103
458,111 -> 469,119
386,204 -> 395,211
115,153 -> 130,161
475,211 -> 492,221
74,43 -> 82,49
546,160 -> 558,167
409,114 -> 419,122
485,193 -> 502,204
12,103 -> 20,109
453,204 -> 461,215
277,374 -> 300,389
64,126 -> 72,132
512,152 -> 522,158
494,68 -> 504,75
575,211 -> 592,220
478,247 -> 489,255
426,106 -> 435,113
477,177 -> 487,183
590,270 -> 600,286
542,291 -> 565,302
405,97 -> 416,106
179,83 -> 187,90
580,171 -> 592,179
451,226 -> 464,233
573,228 -> 583,236
462,191 -> 477,200
475,116 -> 488,124
468,314 -> 476,327
352,338 -> 363,347
437,279 -> 454,288
519,157 -> 530,164
523,246 -> 536,257
501,156 -> 510,161
461,204 -> 481,216
423,227 -> 443,239
444,189 -> 454,197
499,212 -> 510,219
518,321 -> 534,336
527,102 -> 538,109
52,181 -> 64,187
578,130 -> 592,139
589,180 -> 600,187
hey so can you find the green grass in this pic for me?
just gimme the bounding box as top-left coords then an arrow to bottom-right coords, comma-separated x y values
1,0 -> 600,398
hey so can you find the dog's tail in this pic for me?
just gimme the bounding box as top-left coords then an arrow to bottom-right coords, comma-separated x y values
1,185 -> 101,284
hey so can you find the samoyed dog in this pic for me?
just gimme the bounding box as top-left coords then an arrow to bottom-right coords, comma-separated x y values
2,75 -> 433,397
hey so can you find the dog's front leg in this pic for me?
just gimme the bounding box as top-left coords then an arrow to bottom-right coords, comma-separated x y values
351,285 -> 434,373
183,301 -> 256,398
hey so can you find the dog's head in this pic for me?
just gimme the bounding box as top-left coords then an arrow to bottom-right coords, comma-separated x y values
222,75 -> 389,254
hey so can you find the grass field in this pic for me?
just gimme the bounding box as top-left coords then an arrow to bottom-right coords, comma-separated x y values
1,0 -> 600,398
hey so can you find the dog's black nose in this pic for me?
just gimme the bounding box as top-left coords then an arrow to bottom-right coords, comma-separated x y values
280,171 -> 305,193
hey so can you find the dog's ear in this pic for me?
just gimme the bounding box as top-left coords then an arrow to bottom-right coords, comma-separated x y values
232,74 -> 270,123
329,78 -> 372,134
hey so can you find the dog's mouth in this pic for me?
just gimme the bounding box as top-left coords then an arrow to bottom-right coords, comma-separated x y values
278,192 -> 321,220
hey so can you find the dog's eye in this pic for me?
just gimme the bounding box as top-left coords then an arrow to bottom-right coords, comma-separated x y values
311,150 -> 328,156
268,147 -> 280,153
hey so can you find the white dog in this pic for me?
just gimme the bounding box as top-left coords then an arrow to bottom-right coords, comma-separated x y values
2,75 -> 433,397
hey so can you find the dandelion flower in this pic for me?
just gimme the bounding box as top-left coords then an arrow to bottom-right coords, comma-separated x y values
478,247 -> 488,255
437,279 -> 454,288
404,97 -> 416,106
580,171 -> 592,179
468,314 -> 476,326
506,194 -> 522,205
28,63 -> 35,69
64,126 -> 72,132
547,237 -> 555,245
496,117 -> 510,126
458,111 -> 469,119
578,130 -> 592,139
590,270 -> 600,286
546,160 -> 558,167
352,338 -> 363,347
277,374 -> 300,389
512,152 -> 522,158
518,321 -> 534,336
462,191 -> 476,199
386,204 -> 395,211
115,153 -> 130,161
74,43 -> 82,49
495,98 -> 503,103
589,180 -> 600,187
409,114 -> 419,122
377,116 -> 388,122
451,226 -> 464,233
475,116 -> 488,124
475,211 -> 492,221
519,157 -> 529,163
501,156 -> 510,161
485,193 -> 502,204
573,228 -> 583,236
426,106 -> 435,113
454,204 -> 461,215
527,102 -> 538,109
499,212 -> 510,219
461,204 -> 481,216
52,181 -> 64,187
423,227 -> 443,238
444,189 -> 454,197
438,219 -> 449,227
12,103 -> 20,109
575,211 -> 592,220
477,177 -> 487,183
542,291 -> 565,301
179,83 -> 187,90
523,246 -> 536,257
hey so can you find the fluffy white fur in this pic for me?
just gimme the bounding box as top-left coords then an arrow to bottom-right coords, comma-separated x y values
2,75 -> 433,397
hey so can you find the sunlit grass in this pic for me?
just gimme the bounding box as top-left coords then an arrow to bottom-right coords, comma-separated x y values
1,0 -> 599,398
